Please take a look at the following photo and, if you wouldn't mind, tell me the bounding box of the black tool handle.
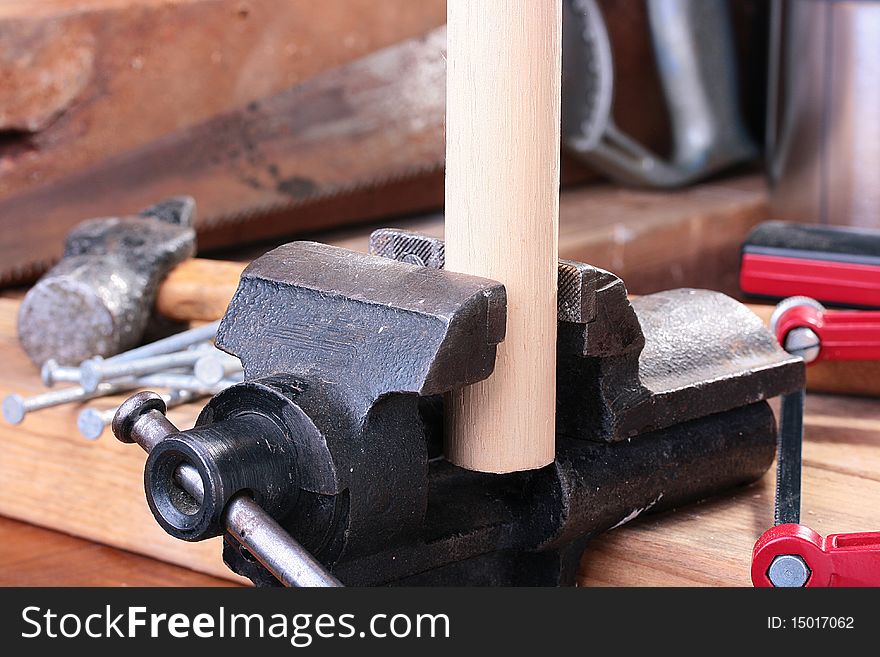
[774,389,805,525]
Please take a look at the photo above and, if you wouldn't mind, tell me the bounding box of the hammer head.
[17,198,196,366]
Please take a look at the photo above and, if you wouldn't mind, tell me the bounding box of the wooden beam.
[154,176,768,322]
[0,0,446,197]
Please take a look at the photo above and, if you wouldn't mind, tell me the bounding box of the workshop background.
[1,0,878,587]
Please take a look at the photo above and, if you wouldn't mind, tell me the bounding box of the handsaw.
[1,0,754,285]
[0,27,449,285]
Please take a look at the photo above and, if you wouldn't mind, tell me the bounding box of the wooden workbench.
[1,175,878,586]
[3,392,877,587]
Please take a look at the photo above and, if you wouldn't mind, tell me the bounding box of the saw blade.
[0,27,448,285]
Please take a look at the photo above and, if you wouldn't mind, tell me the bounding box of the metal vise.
[114,231,804,586]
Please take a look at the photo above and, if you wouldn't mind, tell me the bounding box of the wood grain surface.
[0,516,234,587]
[157,175,768,322]
[443,0,561,473]
[0,0,446,197]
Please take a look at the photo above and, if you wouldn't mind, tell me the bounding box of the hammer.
[18,197,197,366]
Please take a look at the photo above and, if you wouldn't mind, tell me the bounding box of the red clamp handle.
[752,524,880,587]
[774,300,880,363]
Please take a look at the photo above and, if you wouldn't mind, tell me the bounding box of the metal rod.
[127,407,341,587]
[78,389,201,440]
[224,496,343,588]
[774,388,805,525]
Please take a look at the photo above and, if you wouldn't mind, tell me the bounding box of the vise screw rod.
[119,398,342,587]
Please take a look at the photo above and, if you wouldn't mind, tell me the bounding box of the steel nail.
[193,352,243,386]
[85,320,221,366]
[41,358,82,387]
[2,381,138,425]
[137,371,241,393]
[79,345,214,393]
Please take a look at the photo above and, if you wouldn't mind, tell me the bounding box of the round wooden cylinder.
[443,0,562,473]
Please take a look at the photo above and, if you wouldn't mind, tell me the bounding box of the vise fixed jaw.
[119,231,804,586]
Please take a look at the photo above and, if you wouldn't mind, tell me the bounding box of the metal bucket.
[768,0,880,228]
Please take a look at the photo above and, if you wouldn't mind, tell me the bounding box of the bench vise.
[114,231,804,586]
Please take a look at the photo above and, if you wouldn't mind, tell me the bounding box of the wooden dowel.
[443,1,562,472]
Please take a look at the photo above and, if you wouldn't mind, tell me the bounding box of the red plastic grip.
[752,524,880,587]
[740,253,880,307]
[775,304,880,362]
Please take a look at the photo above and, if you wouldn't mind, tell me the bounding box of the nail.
[137,371,241,393]
[79,345,214,393]
[88,320,221,366]
[2,381,137,425]
[193,352,243,386]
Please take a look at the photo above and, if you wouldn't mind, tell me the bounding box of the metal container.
[768,0,880,228]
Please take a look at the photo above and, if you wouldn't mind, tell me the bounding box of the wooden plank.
[0,516,234,587]
[223,173,768,294]
[578,394,880,586]
[0,0,446,197]
[157,176,768,322]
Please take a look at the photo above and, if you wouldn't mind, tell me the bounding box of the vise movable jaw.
[115,235,804,586]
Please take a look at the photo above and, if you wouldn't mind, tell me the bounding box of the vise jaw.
[121,231,804,586]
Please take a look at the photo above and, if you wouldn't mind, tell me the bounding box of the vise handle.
[112,391,342,588]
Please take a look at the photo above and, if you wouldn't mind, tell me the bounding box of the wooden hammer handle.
[154,258,246,323]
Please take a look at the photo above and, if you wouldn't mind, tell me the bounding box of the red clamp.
[771,296,880,363]
[752,524,880,587]
[740,252,880,308]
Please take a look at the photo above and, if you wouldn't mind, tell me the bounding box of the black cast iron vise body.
[115,231,804,586]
